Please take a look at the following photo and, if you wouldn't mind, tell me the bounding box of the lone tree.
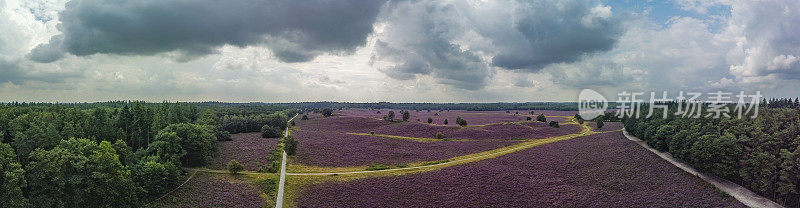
[402,111,411,121]
[444,119,449,125]
[549,121,560,128]
[435,132,445,140]
[456,116,467,126]
[526,116,532,121]
[596,116,604,129]
[228,159,244,174]
[427,117,433,123]
[537,114,547,122]
[322,108,333,117]
[385,111,395,121]
[529,111,535,115]
[301,114,309,120]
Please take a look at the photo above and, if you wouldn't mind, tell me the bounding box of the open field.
[290,110,581,167]
[147,172,276,208]
[340,109,577,126]
[293,131,745,207]
[206,133,280,171]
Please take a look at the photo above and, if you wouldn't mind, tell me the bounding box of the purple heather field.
[293,119,520,167]
[206,132,280,171]
[295,131,745,208]
[370,121,582,140]
[340,109,577,126]
[149,173,264,208]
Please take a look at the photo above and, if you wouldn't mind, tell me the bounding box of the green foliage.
[548,121,559,128]
[536,114,546,122]
[366,163,390,171]
[526,116,532,121]
[385,111,395,121]
[132,155,181,197]
[259,147,283,173]
[160,123,216,167]
[322,108,333,117]
[0,142,28,207]
[261,124,282,138]
[228,159,244,174]
[689,134,744,179]
[402,111,410,121]
[596,119,604,129]
[284,135,299,156]
[301,114,309,120]
[444,119,448,125]
[220,112,289,134]
[26,138,140,207]
[435,132,445,140]
[427,117,433,123]
[455,116,467,126]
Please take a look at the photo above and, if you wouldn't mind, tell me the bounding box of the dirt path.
[622,129,783,208]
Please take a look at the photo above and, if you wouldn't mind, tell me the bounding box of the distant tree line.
[624,101,800,207]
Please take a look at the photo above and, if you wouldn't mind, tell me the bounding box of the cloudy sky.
[1,0,798,102]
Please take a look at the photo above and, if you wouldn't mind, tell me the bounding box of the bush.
[596,119,604,129]
[259,147,283,173]
[402,111,410,121]
[284,135,299,156]
[228,159,244,174]
[529,111,535,115]
[549,121,560,128]
[444,119,449,125]
[427,118,433,123]
[537,114,547,122]
[370,131,375,135]
[386,111,395,121]
[526,116,532,121]
[456,116,467,126]
[435,132,445,140]
[366,163,390,171]
[261,124,282,138]
[291,120,295,126]
[322,108,333,117]
[301,115,309,120]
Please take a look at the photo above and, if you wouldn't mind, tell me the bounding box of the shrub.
[526,116,532,121]
[386,111,395,121]
[444,119,449,125]
[435,132,445,140]
[301,115,309,120]
[228,159,244,174]
[529,111,535,115]
[366,163,390,171]
[402,111,410,121]
[261,124,282,138]
[322,108,333,117]
[456,116,467,126]
[506,110,510,113]
[549,121,560,128]
[596,119,604,129]
[427,118,433,123]
[283,135,299,156]
[291,121,296,126]
[259,147,283,173]
[537,114,547,122]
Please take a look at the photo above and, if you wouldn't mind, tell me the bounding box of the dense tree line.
[0,102,295,207]
[624,102,800,207]
[220,110,296,134]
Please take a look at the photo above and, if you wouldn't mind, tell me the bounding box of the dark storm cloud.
[0,58,82,84]
[28,0,387,63]
[373,1,491,90]
[490,0,623,71]
[373,0,623,90]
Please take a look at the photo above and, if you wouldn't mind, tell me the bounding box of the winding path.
[622,129,783,208]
